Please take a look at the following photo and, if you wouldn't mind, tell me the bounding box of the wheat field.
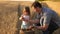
[0,1,60,34]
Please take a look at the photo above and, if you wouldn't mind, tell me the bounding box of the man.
[24,1,60,34]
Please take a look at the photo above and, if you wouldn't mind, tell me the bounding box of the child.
[19,6,32,30]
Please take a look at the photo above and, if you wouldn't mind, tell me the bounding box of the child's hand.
[19,16,24,20]
[19,17,22,20]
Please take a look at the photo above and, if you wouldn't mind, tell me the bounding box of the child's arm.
[19,15,24,21]
[19,16,22,20]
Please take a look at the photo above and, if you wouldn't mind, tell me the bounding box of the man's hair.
[31,1,42,8]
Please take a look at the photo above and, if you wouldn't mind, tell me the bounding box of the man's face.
[33,7,42,13]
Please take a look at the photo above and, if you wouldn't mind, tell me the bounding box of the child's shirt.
[20,15,30,29]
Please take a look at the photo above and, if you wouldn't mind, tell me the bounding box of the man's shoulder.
[42,7,56,15]
[42,7,53,12]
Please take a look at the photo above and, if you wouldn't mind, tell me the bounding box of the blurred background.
[0,0,60,34]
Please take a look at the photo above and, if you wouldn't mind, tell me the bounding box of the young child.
[19,6,32,30]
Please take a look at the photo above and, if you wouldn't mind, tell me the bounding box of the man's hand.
[28,26,34,29]
[35,24,49,31]
[35,26,42,30]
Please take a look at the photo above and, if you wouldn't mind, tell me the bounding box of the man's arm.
[29,19,40,24]
[36,13,52,31]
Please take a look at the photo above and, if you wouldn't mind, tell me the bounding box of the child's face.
[23,11,28,15]
[23,9,28,15]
